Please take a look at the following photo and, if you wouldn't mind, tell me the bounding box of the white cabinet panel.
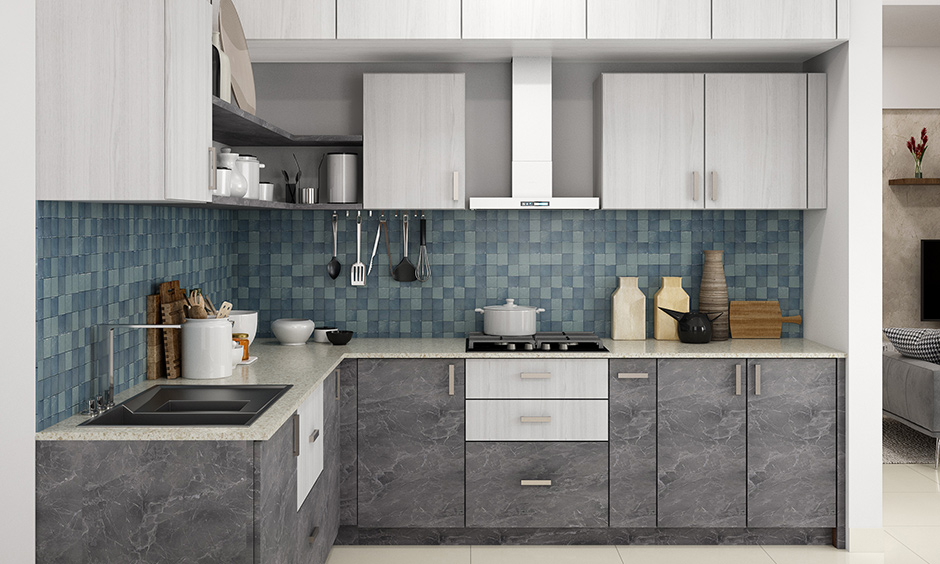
[231,0,335,39]
[463,0,586,39]
[808,74,828,209]
[713,0,837,39]
[466,399,609,441]
[297,381,324,511]
[338,0,461,39]
[587,0,710,39]
[594,74,705,209]
[466,359,608,399]
[363,74,466,209]
[705,74,807,210]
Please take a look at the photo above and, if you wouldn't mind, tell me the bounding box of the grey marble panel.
[358,359,466,528]
[36,441,84,564]
[337,527,833,546]
[658,359,747,528]
[254,418,298,564]
[37,440,254,563]
[836,358,846,549]
[465,442,608,528]
[747,359,837,528]
[609,359,657,528]
[340,360,358,526]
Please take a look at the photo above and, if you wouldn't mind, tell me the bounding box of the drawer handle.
[448,364,455,396]
[521,480,552,487]
[292,413,300,457]
[308,526,319,544]
[520,416,551,423]
[756,364,762,396]
[521,372,551,379]
[618,373,648,379]
[735,365,742,396]
[309,429,320,444]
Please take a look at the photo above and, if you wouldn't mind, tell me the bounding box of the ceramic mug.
[214,167,232,197]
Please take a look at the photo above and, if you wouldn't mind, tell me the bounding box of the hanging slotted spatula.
[351,213,366,286]
[393,214,418,282]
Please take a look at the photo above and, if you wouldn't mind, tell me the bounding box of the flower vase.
[611,277,646,340]
[698,250,730,341]
[653,277,690,341]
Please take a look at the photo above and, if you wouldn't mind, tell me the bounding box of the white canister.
[181,318,234,380]
[235,155,264,199]
[258,182,274,201]
[214,167,232,197]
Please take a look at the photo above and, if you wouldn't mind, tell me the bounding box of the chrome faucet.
[84,324,181,416]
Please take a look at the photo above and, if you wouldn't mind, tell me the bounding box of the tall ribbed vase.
[654,277,690,341]
[699,250,730,341]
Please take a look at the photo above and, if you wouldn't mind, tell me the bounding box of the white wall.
[0,0,36,561]
[884,47,940,108]
[806,0,884,552]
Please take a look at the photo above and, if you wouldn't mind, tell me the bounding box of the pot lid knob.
[505,298,515,306]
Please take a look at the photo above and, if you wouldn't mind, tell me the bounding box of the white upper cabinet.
[594,74,705,209]
[463,0,586,39]
[712,0,837,39]
[705,74,807,210]
[338,0,461,39]
[364,74,466,210]
[231,0,335,39]
[37,0,212,202]
[587,0,710,39]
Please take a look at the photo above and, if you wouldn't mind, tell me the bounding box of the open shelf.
[889,178,940,186]
[211,96,363,147]
[210,195,362,211]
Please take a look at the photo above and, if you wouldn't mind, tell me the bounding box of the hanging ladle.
[328,213,341,280]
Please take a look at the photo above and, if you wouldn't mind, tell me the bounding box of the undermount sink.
[80,385,292,427]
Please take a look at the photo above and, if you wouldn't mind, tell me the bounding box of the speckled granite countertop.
[36,337,844,442]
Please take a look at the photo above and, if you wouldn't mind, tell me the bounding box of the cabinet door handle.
[618,372,648,379]
[735,365,742,396]
[755,364,762,396]
[692,171,699,201]
[336,369,341,401]
[521,480,552,487]
[711,171,718,201]
[521,372,551,379]
[292,413,300,457]
[209,146,217,193]
[453,171,460,202]
[448,364,455,396]
[309,429,320,444]
[520,416,551,423]
[308,527,319,544]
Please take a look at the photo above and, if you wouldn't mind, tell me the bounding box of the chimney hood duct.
[469,57,600,210]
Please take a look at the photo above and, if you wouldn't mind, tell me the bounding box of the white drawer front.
[296,382,324,511]
[466,359,608,399]
[466,399,609,441]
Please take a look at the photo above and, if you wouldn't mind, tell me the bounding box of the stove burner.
[465,332,608,353]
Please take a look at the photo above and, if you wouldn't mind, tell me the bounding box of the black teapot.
[658,308,724,344]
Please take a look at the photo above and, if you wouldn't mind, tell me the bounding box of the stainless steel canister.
[322,153,358,203]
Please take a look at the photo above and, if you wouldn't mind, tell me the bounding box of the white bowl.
[229,310,258,345]
[271,318,315,345]
[232,345,244,371]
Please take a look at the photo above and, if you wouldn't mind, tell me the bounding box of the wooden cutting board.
[159,281,187,379]
[146,294,165,380]
[220,0,256,115]
[729,301,802,339]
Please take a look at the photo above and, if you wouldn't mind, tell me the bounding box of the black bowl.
[327,330,354,346]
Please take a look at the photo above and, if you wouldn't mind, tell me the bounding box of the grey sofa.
[883,351,940,467]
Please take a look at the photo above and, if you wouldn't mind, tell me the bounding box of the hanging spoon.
[328,213,341,280]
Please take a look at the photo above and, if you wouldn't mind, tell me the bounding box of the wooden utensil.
[219,0,256,114]
[729,301,802,339]
[146,294,165,380]
[217,301,233,318]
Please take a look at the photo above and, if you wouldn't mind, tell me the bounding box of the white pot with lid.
[235,154,265,199]
[474,299,545,336]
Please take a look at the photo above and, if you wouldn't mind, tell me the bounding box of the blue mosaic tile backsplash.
[36,204,801,431]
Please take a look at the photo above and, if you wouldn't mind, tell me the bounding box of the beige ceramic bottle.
[654,277,690,341]
[611,277,646,340]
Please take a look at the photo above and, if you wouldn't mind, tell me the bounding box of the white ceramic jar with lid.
[474,299,546,336]
[235,154,265,199]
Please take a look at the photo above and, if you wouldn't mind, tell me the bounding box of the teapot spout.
[658,307,686,321]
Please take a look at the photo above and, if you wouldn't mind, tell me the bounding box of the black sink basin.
[80,385,292,427]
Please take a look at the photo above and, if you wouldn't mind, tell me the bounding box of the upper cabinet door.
[364,74,466,210]
[587,0,710,39]
[712,0,837,39]
[338,0,461,39]
[705,74,807,210]
[463,0,586,39]
[594,74,705,210]
[231,0,335,39]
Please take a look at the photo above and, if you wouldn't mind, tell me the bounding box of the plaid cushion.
[883,328,940,364]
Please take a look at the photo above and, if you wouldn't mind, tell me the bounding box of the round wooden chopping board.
[219,0,256,115]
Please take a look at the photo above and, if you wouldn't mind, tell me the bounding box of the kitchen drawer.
[466,359,608,399]
[466,399,608,441]
[466,442,608,528]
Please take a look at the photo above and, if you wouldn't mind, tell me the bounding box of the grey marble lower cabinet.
[357,359,466,528]
[465,441,608,528]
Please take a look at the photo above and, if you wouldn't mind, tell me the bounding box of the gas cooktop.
[465,332,609,353]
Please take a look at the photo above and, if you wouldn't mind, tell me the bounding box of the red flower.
[908,128,929,163]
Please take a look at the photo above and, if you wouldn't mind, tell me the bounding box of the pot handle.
[474,308,485,314]
[536,308,545,314]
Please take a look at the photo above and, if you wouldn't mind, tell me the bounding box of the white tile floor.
[327,463,940,564]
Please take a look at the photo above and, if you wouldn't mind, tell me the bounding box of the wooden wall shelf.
[889,178,940,185]
[212,96,363,147]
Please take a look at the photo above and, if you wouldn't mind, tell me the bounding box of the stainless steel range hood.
[469,57,599,210]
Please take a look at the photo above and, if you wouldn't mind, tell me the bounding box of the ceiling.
[884,5,940,47]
